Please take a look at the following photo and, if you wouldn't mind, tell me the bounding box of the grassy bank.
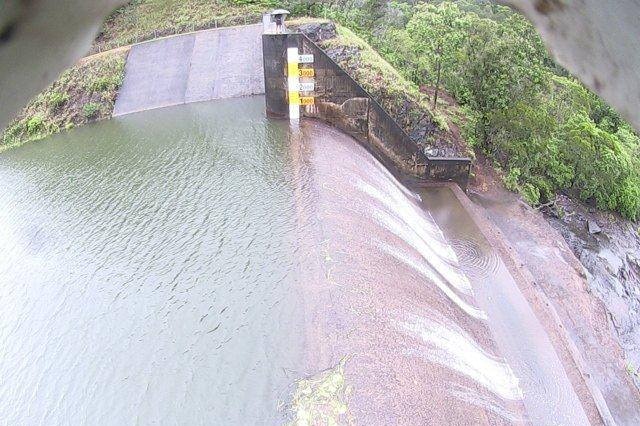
[0,50,128,153]
[92,0,269,53]
[306,22,471,158]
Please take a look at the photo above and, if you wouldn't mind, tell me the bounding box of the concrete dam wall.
[113,25,264,116]
[113,23,468,187]
[262,32,471,188]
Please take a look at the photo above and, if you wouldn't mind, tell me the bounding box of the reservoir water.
[0,96,590,424]
[0,97,306,424]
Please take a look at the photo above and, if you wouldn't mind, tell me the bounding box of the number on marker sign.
[298,81,315,92]
[298,68,315,78]
[300,97,315,106]
[298,54,314,63]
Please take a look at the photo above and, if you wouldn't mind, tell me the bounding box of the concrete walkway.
[113,24,264,116]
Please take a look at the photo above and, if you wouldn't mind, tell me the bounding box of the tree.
[406,3,467,109]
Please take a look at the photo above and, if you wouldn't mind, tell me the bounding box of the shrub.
[26,115,45,135]
[503,167,520,191]
[89,75,120,92]
[48,91,69,108]
[82,103,100,119]
[616,178,640,221]
[433,112,450,131]
[520,183,540,206]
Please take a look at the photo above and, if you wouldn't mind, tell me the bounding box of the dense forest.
[274,0,640,220]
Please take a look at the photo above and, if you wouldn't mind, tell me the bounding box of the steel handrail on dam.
[262,32,471,189]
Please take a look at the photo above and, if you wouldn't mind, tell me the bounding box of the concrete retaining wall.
[114,24,264,116]
[262,32,471,189]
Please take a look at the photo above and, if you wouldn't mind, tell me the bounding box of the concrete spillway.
[295,120,593,424]
[113,24,264,116]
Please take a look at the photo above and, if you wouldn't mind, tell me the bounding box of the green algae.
[289,358,353,426]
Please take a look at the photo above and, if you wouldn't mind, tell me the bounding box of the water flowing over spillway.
[295,122,528,424]
[0,96,589,424]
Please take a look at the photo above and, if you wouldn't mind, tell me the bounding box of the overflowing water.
[295,122,530,424]
[0,96,589,424]
[423,187,591,425]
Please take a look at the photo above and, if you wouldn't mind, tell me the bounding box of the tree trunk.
[433,49,442,110]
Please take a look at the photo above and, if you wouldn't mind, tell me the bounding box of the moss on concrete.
[288,358,353,426]
[1,50,128,152]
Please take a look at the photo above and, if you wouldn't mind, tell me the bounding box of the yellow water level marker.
[298,68,315,78]
[287,47,301,119]
[286,47,315,120]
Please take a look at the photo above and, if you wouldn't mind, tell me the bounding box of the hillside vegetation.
[92,0,269,53]
[306,0,640,220]
[0,50,127,153]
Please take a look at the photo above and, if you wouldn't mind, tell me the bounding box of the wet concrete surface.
[469,164,640,425]
[295,121,522,424]
[292,120,598,424]
[422,187,591,425]
[113,24,264,116]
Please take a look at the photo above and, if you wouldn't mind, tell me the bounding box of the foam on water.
[449,385,526,424]
[401,314,523,401]
[377,240,486,319]
[356,178,458,264]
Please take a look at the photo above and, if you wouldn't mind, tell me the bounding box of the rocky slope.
[544,195,640,386]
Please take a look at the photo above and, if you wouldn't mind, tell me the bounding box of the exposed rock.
[545,193,640,390]
[629,253,640,271]
[298,21,337,42]
[324,45,360,67]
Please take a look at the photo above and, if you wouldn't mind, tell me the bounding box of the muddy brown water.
[0,96,589,424]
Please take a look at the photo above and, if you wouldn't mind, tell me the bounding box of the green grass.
[1,50,128,152]
[322,26,421,100]
[92,0,271,53]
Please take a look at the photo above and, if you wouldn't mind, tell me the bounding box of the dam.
[0,23,614,425]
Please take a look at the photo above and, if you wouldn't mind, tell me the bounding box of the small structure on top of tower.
[262,9,290,34]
